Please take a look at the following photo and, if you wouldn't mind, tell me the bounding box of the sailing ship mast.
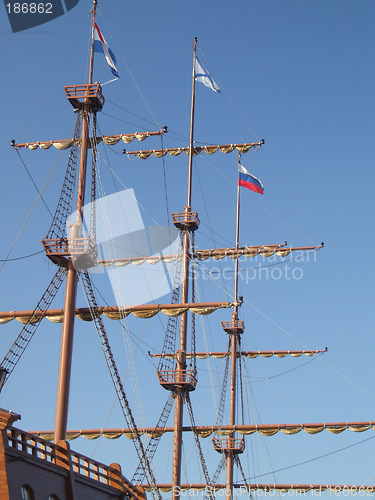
[54,0,98,444]
[163,37,199,499]
[224,153,244,498]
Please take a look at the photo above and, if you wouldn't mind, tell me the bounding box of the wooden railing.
[171,211,200,230]
[6,428,142,497]
[64,84,105,110]
[42,238,97,257]
[212,437,245,454]
[157,369,198,391]
[221,320,245,333]
[42,237,97,268]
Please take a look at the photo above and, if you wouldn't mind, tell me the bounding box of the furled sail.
[122,141,264,159]
[11,130,165,150]
[149,349,328,359]
[0,301,234,325]
[32,420,375,442]
[97,243,323,267]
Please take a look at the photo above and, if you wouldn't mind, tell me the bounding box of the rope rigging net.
[46,114,82,240]
[131,394,174,485]
[157,239,183,373]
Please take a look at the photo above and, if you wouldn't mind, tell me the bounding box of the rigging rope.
[0,267,67,380]
[0,151,64,272]
[234,455,253,499]
[160,134,170,228]
[94,181,151,437]
[91,125,175,437]
[0,250,45,262]
[131,394,174,485]
[197,44,261,144]
[90,113,98,241]
[215,337,231,430]
[157,244,183,373]
[240,433,375,482]
[79,271,161,500]
[47,114,82,240]
[100,111,156,134]
[191,232,197,373]
[105,99,160,128]
[194,162,230,296]
[14,148,53,218]
[185,393,214,500]
[238,339,245,426]
[196,149,320,247]
[97,7,161,130]
[210,455,226,490]
[193,280,220,415]
[241,362,278,484]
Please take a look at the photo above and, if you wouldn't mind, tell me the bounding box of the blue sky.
[1,0,375,494]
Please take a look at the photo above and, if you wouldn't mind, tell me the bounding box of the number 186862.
[6,3,53,13]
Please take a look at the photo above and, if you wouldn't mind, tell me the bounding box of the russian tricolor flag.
[93,23,119,78]
[238,164,264,194]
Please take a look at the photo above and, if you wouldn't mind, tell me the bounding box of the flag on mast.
[93,23,119,78]
[238,164,264,194]
[195,57,221,93]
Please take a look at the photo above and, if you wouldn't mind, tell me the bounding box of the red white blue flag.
[93,23,119,78]
[238,164,264,194]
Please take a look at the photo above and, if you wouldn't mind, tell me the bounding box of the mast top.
[88,0,98,85]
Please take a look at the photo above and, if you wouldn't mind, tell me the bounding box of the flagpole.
[234,153,241,310]
[89,0,97,85]
[187,37,197,208]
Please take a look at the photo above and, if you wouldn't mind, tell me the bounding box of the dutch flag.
[93,23,119,78]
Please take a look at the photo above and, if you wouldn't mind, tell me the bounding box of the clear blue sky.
[1,0,375,493]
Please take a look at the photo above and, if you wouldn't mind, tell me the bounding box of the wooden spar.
[32,420,375,439]
[149,349,328,359]
[96,243,323,266]
[172,37,198,500]
[54,0,97,443]
[0,301,233,322]
[11,130,165,149]
[123,141,264,158]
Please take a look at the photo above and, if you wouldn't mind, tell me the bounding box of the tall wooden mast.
[171,37,198,499]
[212,154,246,498]
[226,154,242,498]
[54,0,98,443]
